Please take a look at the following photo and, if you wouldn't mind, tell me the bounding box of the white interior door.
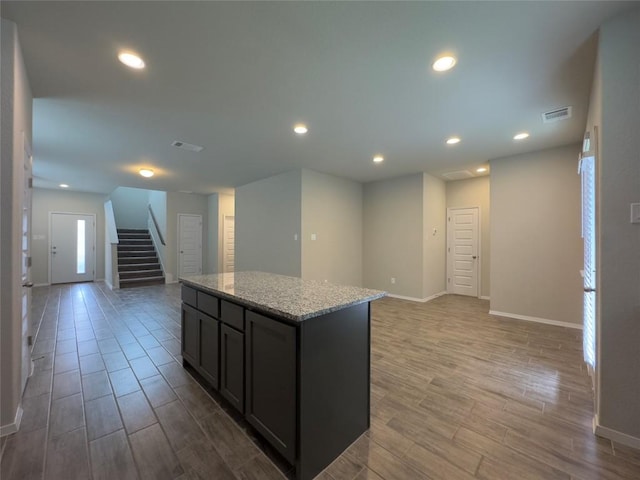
[50,213,95,284]
[21,136,33,386]
[223,215,235,273]
[178,214,203,277]
[447,207,479,297]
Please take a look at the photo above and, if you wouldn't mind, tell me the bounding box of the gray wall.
[363,174,424,298]
[235,170,302,277]
[301,169,363,286]
[109,186,150,229]
[423,174,446,298]
[490,145,583,325]
[0,18,33,429]
[446,176,491,298]
[166,192,209,282]
[594,9,640,441]
[31,188,108,285]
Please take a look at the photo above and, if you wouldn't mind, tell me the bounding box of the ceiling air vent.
[542,106,572,124]
[171,140,204,152]
[442,170,474,181]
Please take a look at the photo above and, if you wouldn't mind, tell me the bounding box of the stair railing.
[148,204,167,282]
[148,204,166,246]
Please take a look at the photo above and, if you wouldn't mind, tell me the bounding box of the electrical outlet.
[390,277,396,284]
[311,233,317,241]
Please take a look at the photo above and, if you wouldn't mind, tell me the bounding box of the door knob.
[22,282,33,288]
[472,256,477,259]
[584,288,596,293]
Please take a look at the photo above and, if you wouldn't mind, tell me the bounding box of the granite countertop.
[180,271,386,322]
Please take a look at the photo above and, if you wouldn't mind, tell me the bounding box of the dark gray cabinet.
[181,303,199,366]
[220,323,244,412]
[181,286,220,389]
[181,282,372,480]
[199,313,219,388]
[245,311,296,463]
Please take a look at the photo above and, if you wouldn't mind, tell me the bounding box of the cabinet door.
[245,311,296,463]
[199,313,219,389]
[220,324,244,413]
[181,304,199,366]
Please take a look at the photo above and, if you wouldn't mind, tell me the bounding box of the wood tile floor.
[1,283,639,479]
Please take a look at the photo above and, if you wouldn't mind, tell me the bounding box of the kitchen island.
[179,272,385,480]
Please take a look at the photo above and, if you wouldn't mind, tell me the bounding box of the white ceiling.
[2,1,635,194]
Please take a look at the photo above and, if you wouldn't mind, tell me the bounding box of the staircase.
[117,229,165,288]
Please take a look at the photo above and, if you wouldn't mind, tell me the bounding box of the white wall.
[423,174,446,299]
[490,145,583,326]
[0,18,33,430]
[301,169,363,286]
[593,8,640,443]
[166,192,209,282]
[363,174,424,298]
[235,170,302,277]
[109,186,150,229]
[446,176,491,298]
[31,188,108,285]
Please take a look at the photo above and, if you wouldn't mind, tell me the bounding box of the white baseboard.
[104,279,114,290]
[480,296,490,300]
[594,415,640,449]
[0,406,23,437]
[388,291,446,303]
[489,310,582,330]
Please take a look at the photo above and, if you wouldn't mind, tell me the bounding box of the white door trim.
[446,206,481,297]
[48,211,97,285]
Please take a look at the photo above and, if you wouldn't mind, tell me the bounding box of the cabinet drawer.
[197,291,220,319]
[221,300,244,331]
[182,285,197,308]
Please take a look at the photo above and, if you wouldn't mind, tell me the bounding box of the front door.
[178,214,203,277]
[447,207,479,297]
[50,212,96,284]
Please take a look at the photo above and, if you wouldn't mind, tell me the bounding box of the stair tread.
[120,276,164,282]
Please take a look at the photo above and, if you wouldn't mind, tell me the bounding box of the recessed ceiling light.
[59,184,69,188]
[476,167,487,173]
[293,124,308,135]
[432,56,457,72]
[513,132,530,140]
[139,168,154,178]
[373,155,384,163]
[446,137,461,145]
[118,51,145,69]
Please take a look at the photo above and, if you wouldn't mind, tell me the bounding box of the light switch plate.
[631,203,640,224]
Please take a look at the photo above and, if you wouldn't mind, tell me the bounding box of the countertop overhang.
[180,271,386,322]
